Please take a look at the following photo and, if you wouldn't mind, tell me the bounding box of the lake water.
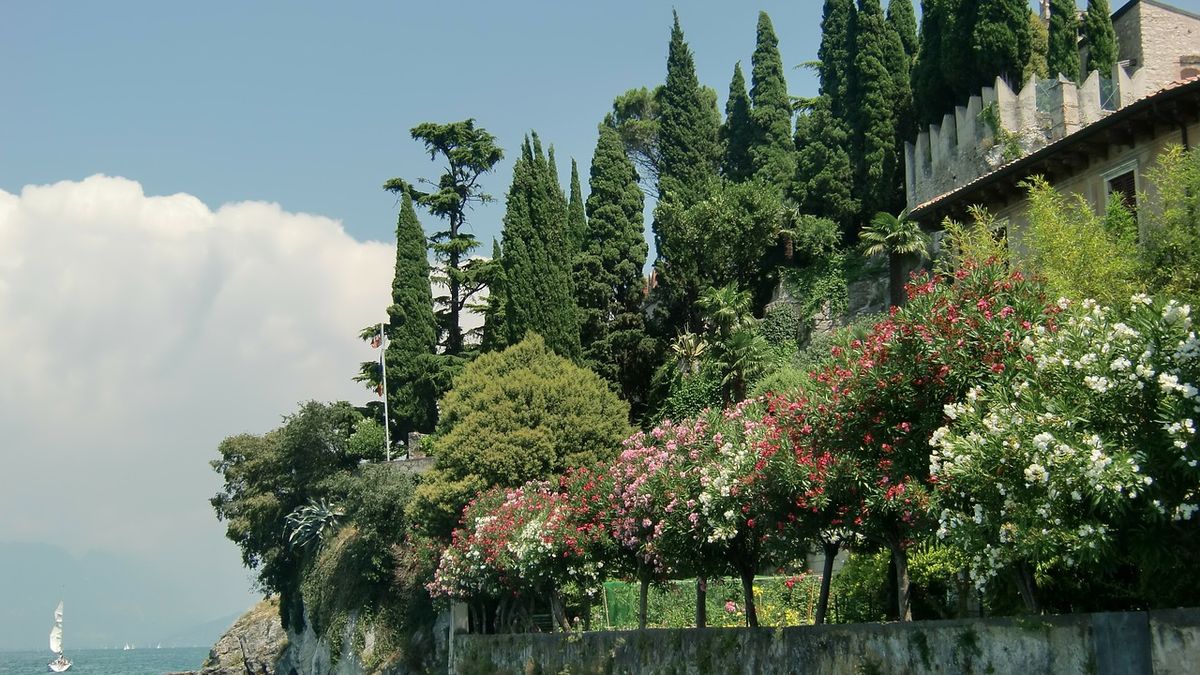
[0,647,208,674]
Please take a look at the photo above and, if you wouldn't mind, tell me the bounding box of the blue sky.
[4,0,1200,650]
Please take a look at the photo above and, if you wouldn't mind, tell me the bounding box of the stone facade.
[905,0,1200,214]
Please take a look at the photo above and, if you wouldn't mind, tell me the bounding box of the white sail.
[49,601,64,654]
[49,625,63,654]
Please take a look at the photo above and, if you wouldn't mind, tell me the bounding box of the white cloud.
[0,175,393,620]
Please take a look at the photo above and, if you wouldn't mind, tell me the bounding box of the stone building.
[905,0,1200,236]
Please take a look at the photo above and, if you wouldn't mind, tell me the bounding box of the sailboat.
[48,600,72,672]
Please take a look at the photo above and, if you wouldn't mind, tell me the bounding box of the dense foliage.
[1083,0,1119,76]
[1048,0,1080,80]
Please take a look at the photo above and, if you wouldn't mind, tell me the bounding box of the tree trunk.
[740,565,759,628]
[1014,562,1041,615]
[814,541,839,625]
[888,251,906,308]
[892,545,913,621]
[695,575,708,628]
[638,575,650,630]
[550,590,570,631]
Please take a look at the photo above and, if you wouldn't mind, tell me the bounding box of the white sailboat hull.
[48,657,72,672]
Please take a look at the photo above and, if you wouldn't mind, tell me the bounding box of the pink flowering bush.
[930,295,1200,610]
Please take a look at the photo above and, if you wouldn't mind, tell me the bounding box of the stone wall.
[451,609,1200,675]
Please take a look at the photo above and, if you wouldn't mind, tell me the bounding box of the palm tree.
[861,210,931,307]
[697,284,753,338]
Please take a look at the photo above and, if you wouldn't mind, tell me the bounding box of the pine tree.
[818,0,857,122]
[748,11,796,189]
[500,135,582,358]
[793,98,859,231]
[721,62,754,182]
[656,11,721,204]
[567,159,587,252]
[971,0,1034,89]
[887,0,919,61]
[848,0,901,224]
[577,124,653,415]
[913,0,957,125]
[1048,0,1081,80]
[355,193,439,438]
[1083,0,1118,77]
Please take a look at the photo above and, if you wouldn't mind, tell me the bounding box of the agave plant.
[285,498,345,552]
[671,332,709,378]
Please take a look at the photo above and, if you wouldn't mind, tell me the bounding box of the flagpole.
[379,322,390,462]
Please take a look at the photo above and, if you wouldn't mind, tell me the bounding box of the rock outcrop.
[171,597,288,675]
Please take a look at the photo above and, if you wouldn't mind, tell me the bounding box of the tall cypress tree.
[1048,0,1081,80]
[501,135,581,358]
[652,11,722,335]
[656,11,721,204]
[887,0,919,61]
[567,159,587,252]
[576,124,653,415]
[749,11,795,189]
[793,97,860,231]
[356,193,439,438]
[913,0,957,125]
[885,6,916,193]
[721,62,754,182]
[480,238,508,353]
[848,0,900,224]
[1083,0,1118,77]
[972,0,1034,89]
[818,0,857,122]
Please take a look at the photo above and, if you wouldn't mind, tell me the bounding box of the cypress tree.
[884,5,916,192]
[567,159,587,252]
[480,239,508,353]
[577,124,653,415]
[1048,0,1081,80]
[818,0,857,122]
[721,62,754,182]
[501,135,582,358]
[913,0,957,125]
[1083,0,1118,77]
[1027,9,1051,81]
[749,11,796,189]
[848,0,901,223]
[652,11,722,335]
[656,11,721,204]
[971,0,1034,89]
[942,0,978,97]
[793,97,860,231]
[887,0,919,61]
[356,193,439,438]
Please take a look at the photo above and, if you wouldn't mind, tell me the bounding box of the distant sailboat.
[123,643,133,650]
[48,600,72,672]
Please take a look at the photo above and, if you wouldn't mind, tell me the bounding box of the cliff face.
[169,597,288,675]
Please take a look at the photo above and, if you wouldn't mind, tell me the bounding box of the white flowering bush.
[930,295,1200,601]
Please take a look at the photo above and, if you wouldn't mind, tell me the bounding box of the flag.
[370,333,382,348]
[376,382,384,397]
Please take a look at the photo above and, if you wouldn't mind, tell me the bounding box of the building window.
[1103,162,1138,214]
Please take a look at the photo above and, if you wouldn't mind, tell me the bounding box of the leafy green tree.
[409,334,631,537]
[500,135,581,358]
[355,193,440,439]
[384,120,503,356]
[818,0,857,122]
[576,123,655,417]
[971,0,1034,89]
[793,98,859,231]
[748,11,796,189]
[887,0,919,60]
[1083,0,1118,76]
[210,401,364,629]
[721,63,754,182]
[606,87,662,194]
[1048,0,1080,80]
[1021,177,1142,306]
[860,209,930,307]
[1144,147,1200,305]
[849,0,902,222]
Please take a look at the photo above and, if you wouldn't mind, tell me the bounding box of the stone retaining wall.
[452,609,1200,675]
